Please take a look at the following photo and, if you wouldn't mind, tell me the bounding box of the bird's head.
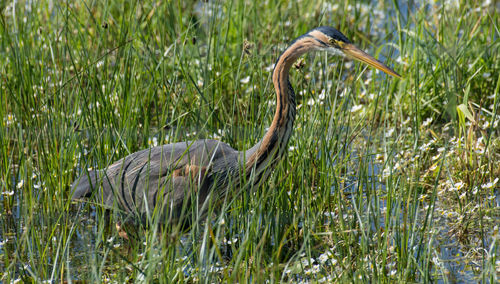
[304,26,401,78]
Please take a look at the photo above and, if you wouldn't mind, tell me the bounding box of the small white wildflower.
[318,251,332,264]
[6,114,15,126]
[301,258,315,266]
[482,120,490,129]
[419,142,431,152]
[350,104,363,113]
[429,160,439,168]
[339,88,349,97]
[472,187,478,195]
[323,212,336,218]
[318,276,331,283]
[382,167,391,178]
[148,137,158,147]
[459,192,467,200]
[481,178,499,189]
[454,181,465,190]
[422,117,433,127]
[16,180,24,189]
[264,64,275,72]
[240,76,250,84]
[419,194,427,202]
[385,128,395,138]
[318,89,326,100]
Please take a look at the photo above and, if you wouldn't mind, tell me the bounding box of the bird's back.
[71,139,240,224]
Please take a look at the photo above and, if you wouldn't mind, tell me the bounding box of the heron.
[71,26,400,226]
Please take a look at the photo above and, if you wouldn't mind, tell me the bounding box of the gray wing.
[71,139,240,223]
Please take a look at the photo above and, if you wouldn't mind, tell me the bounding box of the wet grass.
[1,0,499,282]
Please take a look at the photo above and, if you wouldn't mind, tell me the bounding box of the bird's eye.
[329,38,339,47]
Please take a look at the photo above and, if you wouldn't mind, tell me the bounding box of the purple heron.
[71,26,400,225]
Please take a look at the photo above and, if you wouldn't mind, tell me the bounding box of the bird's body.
[72,139,240,223]
[71,26,400,225]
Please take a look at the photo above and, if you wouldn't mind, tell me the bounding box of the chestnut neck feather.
[244,36,318,182]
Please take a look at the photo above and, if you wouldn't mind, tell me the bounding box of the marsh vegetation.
[1,0,498,282]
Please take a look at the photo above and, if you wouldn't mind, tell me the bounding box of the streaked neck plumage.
[244,35,319,183]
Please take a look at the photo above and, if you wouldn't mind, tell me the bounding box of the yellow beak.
[342,43,401,78]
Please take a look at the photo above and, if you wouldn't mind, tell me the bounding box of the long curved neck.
[244,38,316,179]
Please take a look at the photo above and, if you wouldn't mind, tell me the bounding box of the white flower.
[481,178,499,189]
[350,104,363,113]
[318,89,326,100]
[385,128,395,138]
[318,251,332,264]
[148,137,158,147]
[459,192,467,200]
[472,187,478,195]
[264,64,275,72]
[311,264,320,274]
[6,114,15,126]
[422,117,433,127]
[454,181,465,190]
[240,76,250,84]
[301,258,315,266]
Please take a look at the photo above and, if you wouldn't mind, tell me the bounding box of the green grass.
[1,0,499,282]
